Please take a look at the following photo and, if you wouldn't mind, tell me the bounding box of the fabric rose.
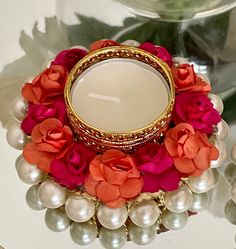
[84,149,143,208]
[51,143,96,189]
[173,92,221,134]
[135,144,181,192]
[51,48,88,71]
[139,42,173,67]
[23,118,73,173]
[90,39,120,51]
[22,65,67,104]
[171,64,211,94]
[21,99,67,135]
[164,123,219,176]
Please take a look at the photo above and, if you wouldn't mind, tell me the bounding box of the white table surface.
[0,1,236,249]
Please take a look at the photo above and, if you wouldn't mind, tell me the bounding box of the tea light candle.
[71,58,170,132]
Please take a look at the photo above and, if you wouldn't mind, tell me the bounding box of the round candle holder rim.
[64,46,175,136]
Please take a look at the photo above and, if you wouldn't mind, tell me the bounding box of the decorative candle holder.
[65,46,175,152]
[7,39,228,249]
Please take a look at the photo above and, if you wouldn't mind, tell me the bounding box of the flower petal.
[164,138,179,157]
[101,149,125,163]
[193,147,210,169]
[174,157,195,174]
[160,169,181,191]
[106,198,126,208]
[84,175,100,196]
[141,174,161,193]
[23,142,40,165]
[183,136,199,159]
[96,181,120,202]
[89,157,105,181]
[103,165,128,185]
[38,153,55,173]
[119,178,143,198]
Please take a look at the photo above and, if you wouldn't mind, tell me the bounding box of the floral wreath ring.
[7,39,228,248]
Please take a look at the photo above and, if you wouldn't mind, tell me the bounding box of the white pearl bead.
[128,223,156,245]
[165,185,193,213]
[231,144,236,164]
[97,204,128,230]
[121,40,140,47]
[188,168,219,193]
[215,119,229,140]
[208,93,224,114]
[99,226,127,249]
[188,192,209,212]
[224,199,236,225]
[231,182,236,203]
[162,210,188,230]
[70,45,89,52]
[210,140,227,168]
[6,123,28,150]
[25,184,45,210]
[38,179,67,209]
[45,207,71,232]
[224,163,236,186]
[173,57,189,65]
[65,195,95,223]
[15,155,45,185]
[10,96,28,121]
[129,200,160,228]
[197,73,210,84]
[70,220,98,245]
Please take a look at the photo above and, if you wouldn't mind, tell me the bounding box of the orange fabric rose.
[164,123,219,176]
[84,149,143,208]
[22,65,68,104]
[23,118,72,173]
[90,39,120,52]
[171,64,211,94]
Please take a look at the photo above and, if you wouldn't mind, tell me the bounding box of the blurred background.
[0,1,236,249]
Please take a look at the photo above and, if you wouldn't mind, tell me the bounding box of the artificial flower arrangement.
[7,39,228,248]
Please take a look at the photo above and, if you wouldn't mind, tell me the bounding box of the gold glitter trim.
[64,46,175,152]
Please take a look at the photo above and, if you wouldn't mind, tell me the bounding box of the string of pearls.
[224,145,236,227]
[6,48,229,249]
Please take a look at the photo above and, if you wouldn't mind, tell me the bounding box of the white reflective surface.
[0,1,236,249]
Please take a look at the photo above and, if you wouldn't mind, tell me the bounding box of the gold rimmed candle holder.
[64,46,175,152]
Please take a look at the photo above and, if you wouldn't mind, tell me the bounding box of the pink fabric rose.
[135,144,181,192]
[51,143,96,189]
[173,92,221,134]
[51,48,88,72]
[21,99,67,135]
[139,42,173,67]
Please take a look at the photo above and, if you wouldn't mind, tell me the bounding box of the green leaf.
[222,92,236,124]
[64,14,140,47]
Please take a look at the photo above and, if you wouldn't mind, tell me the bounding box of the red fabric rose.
[135,144,181,192]
[51,48,88,71]
[171,64,211,94]
[23,118,73,173]
[84,149,143,208]
[22,65,67,104]
[173,92,221,134]
[51,143,96,189]
[164,123,219,176]
[139,42,173,67]
[21,99,67,135]
[90,39,120,51]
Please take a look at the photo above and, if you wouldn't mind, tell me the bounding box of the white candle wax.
[71,58,169,132]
